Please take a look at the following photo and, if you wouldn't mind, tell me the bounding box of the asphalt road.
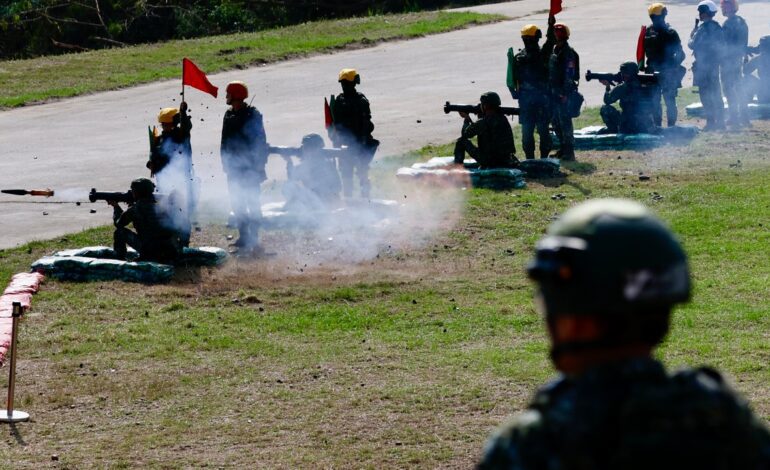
[1,0,769,248]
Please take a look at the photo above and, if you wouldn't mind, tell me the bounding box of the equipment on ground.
[444,102,520,116]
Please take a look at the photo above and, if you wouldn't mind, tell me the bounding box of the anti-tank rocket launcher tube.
[88,188,134,204]
[585,70,659,86]
[444,102,520,116]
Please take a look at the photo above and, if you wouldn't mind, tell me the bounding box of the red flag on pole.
[550,0,562,16]
[636,26,647,69]
[324,97,333,129]
[182,58,218,98]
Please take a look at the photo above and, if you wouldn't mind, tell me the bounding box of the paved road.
[1,0,769,248]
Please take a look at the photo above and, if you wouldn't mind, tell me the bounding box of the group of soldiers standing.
[111,69,377,260]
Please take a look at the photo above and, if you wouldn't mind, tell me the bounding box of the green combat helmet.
[619,61,640,76]
[301,133,325,152]
[480,91,502,107]
[527,199,691,356]
[130,178,156,198]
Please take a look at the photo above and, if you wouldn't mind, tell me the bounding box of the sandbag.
[397,156,527,189]
[32,254,174,283]
[180,247,228,267]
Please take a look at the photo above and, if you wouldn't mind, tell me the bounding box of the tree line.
[0,0,494,59]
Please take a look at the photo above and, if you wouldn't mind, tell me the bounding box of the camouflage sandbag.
[31,255,173,283]
[120,261,174,283]
[54,246,139,261]
[412,156,457,170]
[518,158,561,178]
[180,247,228,267]
[622,133,664,148]
[470,168,526,189]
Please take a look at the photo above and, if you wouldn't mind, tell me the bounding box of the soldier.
[283,133,342,211]
[546,16,580,161]
[744,36,770,104]
[328,69,379,199]
[110,178,181,264]
[689,0,726,131]
[644,3,686,127]
[453,92,516,169]
[720,0,750,128]
[220,81,269,254]
[147,103,194,247]
[478,199,770,469]
[600,62,657,134]
[508,24,552,159]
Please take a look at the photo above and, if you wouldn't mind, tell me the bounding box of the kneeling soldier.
[600,62,657,134]
[454,92,517,168]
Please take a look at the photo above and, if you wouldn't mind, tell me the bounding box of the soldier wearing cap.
[478,199,770,469]
[689,0,726,131]
[744,36,770,104]
[220,80,269,254]
[545,16,580,161]
[508,24,552,159]
[328,68,379,199]
[600,62,657,134]
[453,91,516,169]
[147,102,194,246]
[110,178,181,263]
[644,3,686,127]
[720,0,750,128]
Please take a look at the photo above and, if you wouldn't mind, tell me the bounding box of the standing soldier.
[220,81,269,254]
[147,102,194,247]
[546,16,580,161]
[328,69,379,199]
[689,0,726,131]
[644,3,686,127]
[478,199,770,469]
[508,24,552,159]
[720,0,750,128]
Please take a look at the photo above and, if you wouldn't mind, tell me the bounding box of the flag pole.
[181,59,186,103]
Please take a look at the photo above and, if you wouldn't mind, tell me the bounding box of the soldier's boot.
[453,138,467,165]
[560,143,576,162]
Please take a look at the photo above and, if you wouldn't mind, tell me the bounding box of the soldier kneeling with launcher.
[453,92,517,168]
[110,178,181,264]
[597,62,657,135]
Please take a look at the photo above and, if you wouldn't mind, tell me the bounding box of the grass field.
[0,11,501,109]
[0,105,768,467]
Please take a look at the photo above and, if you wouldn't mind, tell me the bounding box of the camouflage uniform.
[479,358,770,469]
[689,19,725,129]
[546,25,580,160]
[148,109,194,246]
[329,91,378,198]
[600,75,656,134]
[221,105,269,248]
[721,14,750,125]
[509,42,553,159]
[454,113,516,168]
[113,198,180,263]
[644,23,686,126]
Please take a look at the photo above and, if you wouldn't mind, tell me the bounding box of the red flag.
[182,58,218,98]
[550,0,562,16]
[636,26,647,69]
[325,97,334,128]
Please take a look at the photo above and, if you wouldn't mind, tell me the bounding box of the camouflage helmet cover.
[480,91,502,107]
[130,178,156,197]
[620,61,640,75]
[301,133,325,151]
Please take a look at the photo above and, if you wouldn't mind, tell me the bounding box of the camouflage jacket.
[478,358,770,470]
[329,90,376,148]
[604,79,655,134]
[461,112,515,167]
[220,105,268,178]
[113,199,179,247]
[689,20,725,71]
[510,44,550,95]
[148,112,192,176]
[722,15,749,63]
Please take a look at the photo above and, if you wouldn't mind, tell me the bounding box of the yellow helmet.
[338,68,360,83]
[554,23,570,38]
[157,107,179,124]
[648,3,667,16]
[521,24,542,38]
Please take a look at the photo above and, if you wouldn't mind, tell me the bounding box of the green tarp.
[553,125,698,150]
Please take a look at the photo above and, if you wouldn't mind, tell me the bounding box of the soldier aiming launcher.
[1,189,54,197]
[89,188,135,204]
[444,102,520,116]
[585,71,659,86]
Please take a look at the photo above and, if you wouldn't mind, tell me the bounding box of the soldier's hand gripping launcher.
[444,102,520,116]
[585,71,659,86]
[88,188,134,204]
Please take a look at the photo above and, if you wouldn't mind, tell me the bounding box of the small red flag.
[324,97,333,129]
[636,25,647,68]
[550,0,562,16]
[182,58,218,98]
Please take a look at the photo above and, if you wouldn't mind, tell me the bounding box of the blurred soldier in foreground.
[453,92,516,168]
[744,36,770,103]
[478,199,770,469]
[110,178,181,263]
[720,0,750,128]
[600,62,657,134]
[644,3,686,127]
[508,24,552,159]
[220,81,269,254]
[689,0,726,131]
[147,103,194,247]
[546,16,580,161]
[328,69,379,199]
